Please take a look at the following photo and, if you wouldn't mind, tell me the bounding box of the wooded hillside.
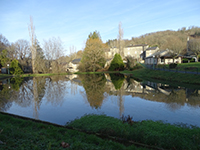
[107,26,200,53]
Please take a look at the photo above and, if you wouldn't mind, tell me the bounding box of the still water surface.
[0,74,200,126]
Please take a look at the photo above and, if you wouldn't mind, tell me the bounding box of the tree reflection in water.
[107,73,126,117]
[0,76,68,118]
[79,74,108,109]
[44,76,68,106]
[0,77,25,111]
[0,84,13,111]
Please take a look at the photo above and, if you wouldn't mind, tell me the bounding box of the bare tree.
[69,45,77,61]
[7,43,18,60]
[188,39,200,62]
[14,39,31,69]
[0,34,10,52]
[162,36,186,62]
[43,37,64,73]
[118,22,124,57]
[28,16,37,73]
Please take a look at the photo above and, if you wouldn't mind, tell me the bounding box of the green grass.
[122,68,200,85]
[11,72,72,78]
[3,112,199,150]
[67,114,200,150]
[0,113,147,150]
[75,71,121,74]
[0,74,13,80]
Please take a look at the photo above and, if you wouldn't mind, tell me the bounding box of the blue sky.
[0,0,200,55]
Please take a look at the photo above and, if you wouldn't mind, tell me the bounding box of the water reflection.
[79,74,108,109]
[137,81,200,110]
[44,76,68,106]
[0,74,200,126]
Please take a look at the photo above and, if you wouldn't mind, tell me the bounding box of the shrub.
[109,54,124,71]
[190,58,195,62]
[182,58,188,63]
[77,63,86,72]
[157,64,165,68]
[169,63,177,69]
[10,59,23,75]
[126,56,137,70]
[132,63,143,70]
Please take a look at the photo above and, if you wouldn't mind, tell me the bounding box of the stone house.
[107,44,149,59]
[124,44,149,59]
[140,47,159,60]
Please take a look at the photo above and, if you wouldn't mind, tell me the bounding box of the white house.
[67,58,81,72]
[145,50,182,65]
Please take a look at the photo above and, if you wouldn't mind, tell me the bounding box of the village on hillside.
[67,36,199,72]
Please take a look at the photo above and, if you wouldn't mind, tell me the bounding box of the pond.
[0,73,200,127]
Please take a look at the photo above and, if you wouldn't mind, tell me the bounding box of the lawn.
[0,74,12,80]
[0,112,147,150]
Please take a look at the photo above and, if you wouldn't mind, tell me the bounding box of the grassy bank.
[17,72,72,78]
[122,68,200,85]
[67,114,200,150]
[0,73,72,80]
[0,113,146,150]
[75,71,121,74]
[1,112,200,149]
[0,74,13,80]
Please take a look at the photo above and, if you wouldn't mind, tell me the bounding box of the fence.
[144,64,200,75]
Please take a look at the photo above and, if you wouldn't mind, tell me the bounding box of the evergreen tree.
[10,59,23,75]
[0,50,10,67]
[88,30,101,39]
[109,53,124,71]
